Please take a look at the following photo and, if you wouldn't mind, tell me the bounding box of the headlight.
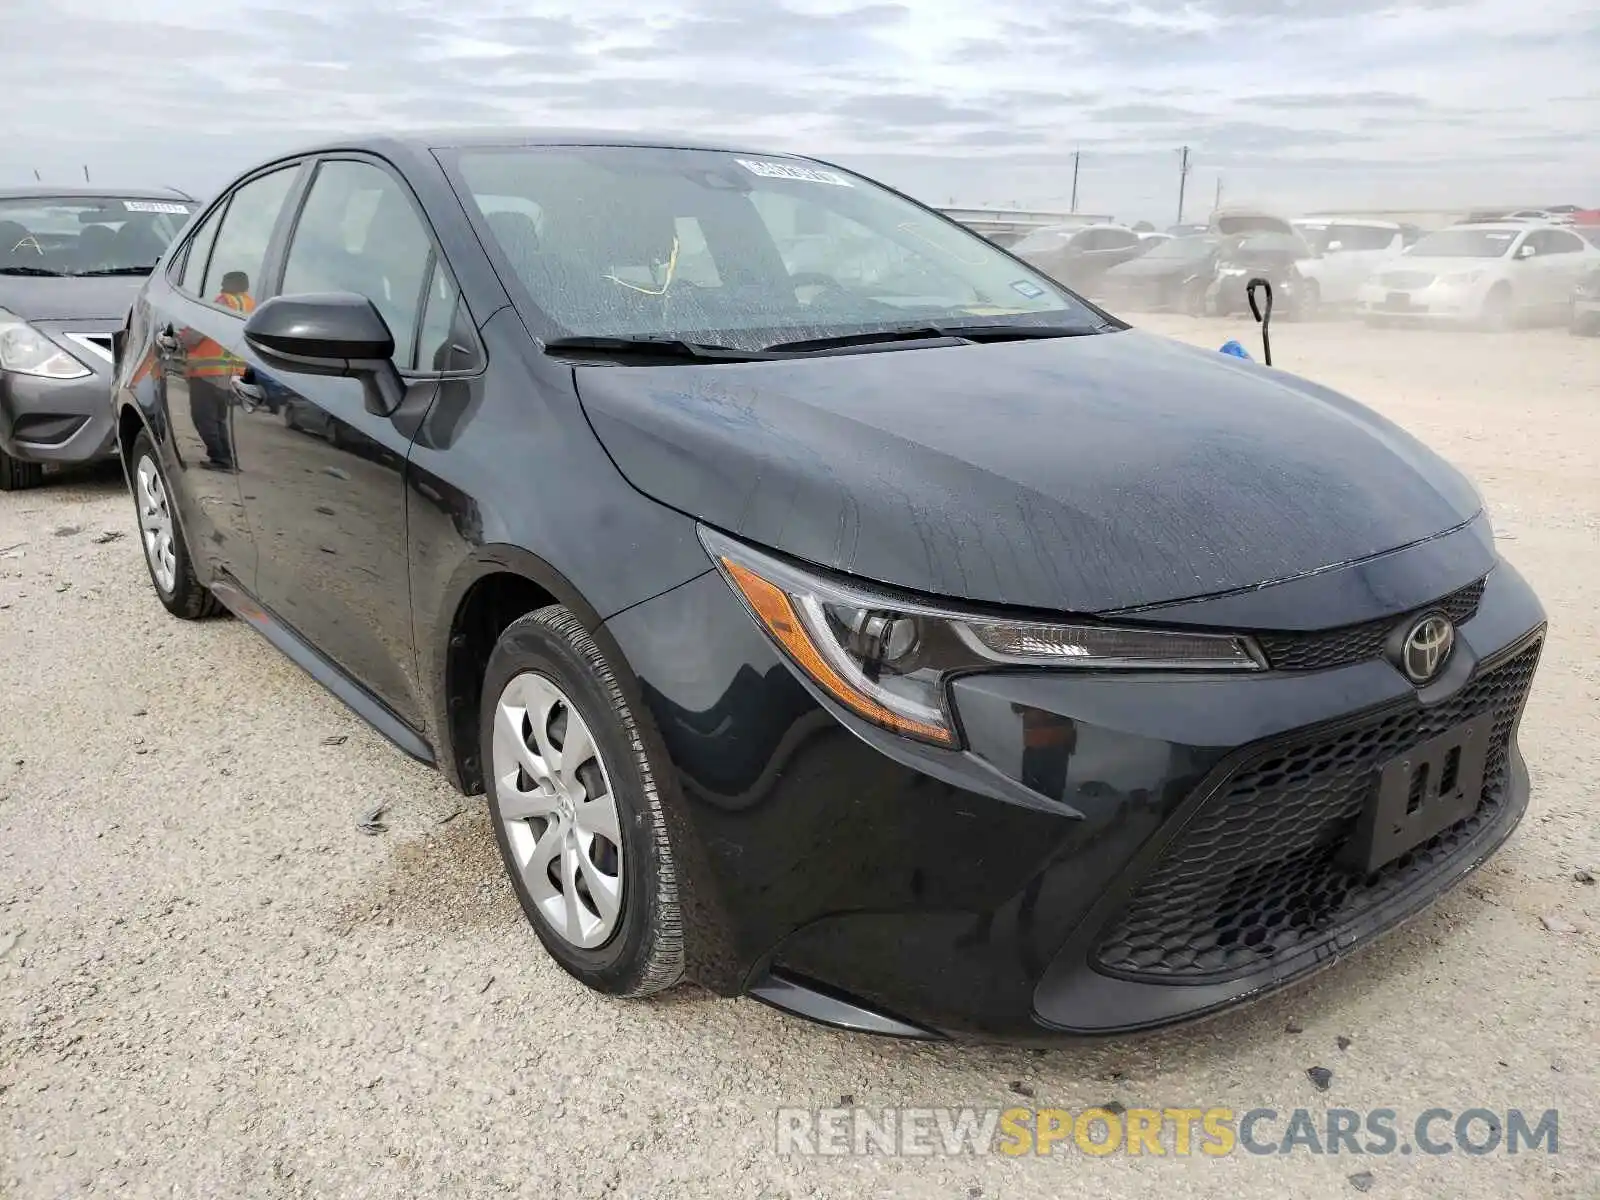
[0,308,91,379]
[701,527,1264,748]
[1442,270,1485,285]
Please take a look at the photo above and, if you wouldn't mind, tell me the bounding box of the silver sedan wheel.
[492,672,624,949]
[135,454,177,594]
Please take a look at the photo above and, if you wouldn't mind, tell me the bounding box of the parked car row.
[1016,205,1600,335]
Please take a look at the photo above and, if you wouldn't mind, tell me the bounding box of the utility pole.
[82,164,90,182]
[1070,150,1081,213]
[1214,174,1223,213]
[1175,146,1192,225]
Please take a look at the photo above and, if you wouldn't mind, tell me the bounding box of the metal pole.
[1070,150,1080,213]
[1214,174,1223,212]
[1176,146,1191,225]
[82,164,90,182]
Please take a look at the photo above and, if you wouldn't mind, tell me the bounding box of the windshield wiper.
[0,266,64,277]
[761,323,1102,354]
[542,335,783,363]
[74,266,154,277]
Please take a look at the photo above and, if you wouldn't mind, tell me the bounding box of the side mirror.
[1516,243,1537,260]
[243,292,404,417]
[1325,240,1343,253]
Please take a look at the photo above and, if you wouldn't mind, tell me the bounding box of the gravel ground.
[2,317,1596,1199]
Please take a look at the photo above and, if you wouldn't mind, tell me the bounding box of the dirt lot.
[2,317,1597,1199]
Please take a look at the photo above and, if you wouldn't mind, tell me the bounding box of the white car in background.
[1355,222,1600,330]
[1291,218,1406,305]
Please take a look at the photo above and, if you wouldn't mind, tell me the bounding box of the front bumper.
[604,543,1546,1042]
[0,367,117,465]
[1356,279,1487,322]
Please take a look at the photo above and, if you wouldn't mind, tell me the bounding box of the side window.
[202,166,298,306]
[414,260,479,373]
[177,202,227,295]
[1544,230,1583,255]
[281,160,433,369]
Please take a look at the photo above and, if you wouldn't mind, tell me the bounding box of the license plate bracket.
[1344,715,1493,874]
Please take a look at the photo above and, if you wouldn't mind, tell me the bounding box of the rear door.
[1535,229,1592,314]
[148,164,301,587]
[229,156,451,728]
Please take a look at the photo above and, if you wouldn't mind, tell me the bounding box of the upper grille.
[1253,577,1485,672]
[1381,271,1436,289]
[1092,637,1540,983]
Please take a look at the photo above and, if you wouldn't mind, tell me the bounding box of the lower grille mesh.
[1093,638,1540,982]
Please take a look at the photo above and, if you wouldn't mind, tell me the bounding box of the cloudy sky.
[4,0,1596,221]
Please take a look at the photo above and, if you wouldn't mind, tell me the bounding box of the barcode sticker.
[734,159,853,187]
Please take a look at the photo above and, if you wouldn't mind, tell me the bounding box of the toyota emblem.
[1401,613,1455,684]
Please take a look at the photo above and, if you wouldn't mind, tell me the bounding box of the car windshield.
[452,146,1103,349]
[1406,229,1518,259]
[1222,232,1311,260]
[1142,235,1216,260]
[0,196,193,276]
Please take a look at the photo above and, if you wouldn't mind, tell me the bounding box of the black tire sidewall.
[479,608,677,994]
[128,429,216,618]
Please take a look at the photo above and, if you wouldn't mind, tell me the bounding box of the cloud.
[0,0,1594,222]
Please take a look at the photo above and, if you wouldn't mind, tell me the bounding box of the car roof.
[1445,221,1544,231]
[285,127,772,159]
[0,184,194,202]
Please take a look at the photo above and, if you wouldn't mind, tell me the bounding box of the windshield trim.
[439,143,1128,350]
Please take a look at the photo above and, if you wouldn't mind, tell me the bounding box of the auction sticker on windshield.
[123,201,191,214]
[735,159,853,187]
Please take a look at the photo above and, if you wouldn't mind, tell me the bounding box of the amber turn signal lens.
[719,558,956,746]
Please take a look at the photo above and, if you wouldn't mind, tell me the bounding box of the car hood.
[1379,256,1506,277]
[0,275,145,321]
[574,329,1483,614]
[1105,256,1211,281]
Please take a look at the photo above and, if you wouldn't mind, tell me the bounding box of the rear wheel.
[481,605,685,998]
[129,431,221,619]
[0,447,44,492]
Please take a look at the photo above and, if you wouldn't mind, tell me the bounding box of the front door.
[152,164,300,586]
[230,157,447,730]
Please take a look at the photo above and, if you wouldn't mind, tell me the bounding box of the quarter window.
[281,160,434,369]
[201,166,298,307]
[177,202,226,295]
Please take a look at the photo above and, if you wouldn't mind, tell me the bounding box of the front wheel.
[481,605,685,998]
[1296,280,1320,321]
[0,447,44,492]
[1480,285,1514,332]
[129,431,220,619]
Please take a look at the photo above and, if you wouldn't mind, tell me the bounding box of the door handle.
[154,326,179,353]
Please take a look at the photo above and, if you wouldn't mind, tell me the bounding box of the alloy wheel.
[135,454,177,593]
[492,671,625,949]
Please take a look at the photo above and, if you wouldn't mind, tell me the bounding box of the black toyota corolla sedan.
[1,186,196,489]
[109,132,1545,1041]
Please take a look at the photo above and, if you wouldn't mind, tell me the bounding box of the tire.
[1297,280,1320,321]
[128,430,221,619]
[1480,285,1514,332]
[0,447,45,492]
[480,605,685,998]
